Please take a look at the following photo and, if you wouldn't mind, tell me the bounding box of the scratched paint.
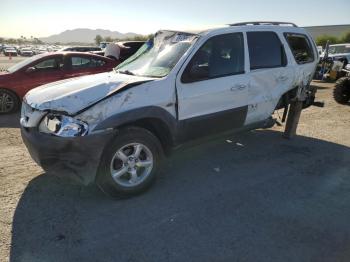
[25,71,156,115]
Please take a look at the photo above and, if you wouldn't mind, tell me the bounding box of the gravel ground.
[0,55,26,70]
[0,81,350,262]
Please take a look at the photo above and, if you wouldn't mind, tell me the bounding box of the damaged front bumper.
[21,127,115,185]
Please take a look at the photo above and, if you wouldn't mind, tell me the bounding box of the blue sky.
[1,0,349,38]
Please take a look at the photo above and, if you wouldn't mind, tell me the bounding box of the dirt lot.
[0,82,350,262]
[0,55,26,70]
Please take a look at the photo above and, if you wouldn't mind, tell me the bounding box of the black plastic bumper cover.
[21,127,115,185]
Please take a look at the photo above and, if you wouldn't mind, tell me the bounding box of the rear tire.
[96,126,163,198]
[333,77,350,104]
[0,88,20,114]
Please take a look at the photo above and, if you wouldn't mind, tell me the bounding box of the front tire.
[333,77,350,104]
[96,127,163,198]
[0,88,20,114]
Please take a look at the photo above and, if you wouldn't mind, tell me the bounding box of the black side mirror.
[182,64,209,83]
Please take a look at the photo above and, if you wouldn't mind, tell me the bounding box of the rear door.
[244,31,294,125]
[176,32,249,141]
[64,55,109,78]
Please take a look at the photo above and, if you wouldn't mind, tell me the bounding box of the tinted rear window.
[284,33,314,64]
[247,32,286,69]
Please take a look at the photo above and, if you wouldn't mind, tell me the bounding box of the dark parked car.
[104,41,145,61]
[0,52,118,113]
[60,46,105,56]
[3,47,18,56]
[60,46,102,52]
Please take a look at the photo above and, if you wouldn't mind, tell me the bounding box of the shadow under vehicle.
[10,130,350,262]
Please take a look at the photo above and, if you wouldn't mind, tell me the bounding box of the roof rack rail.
[229,21,298,27]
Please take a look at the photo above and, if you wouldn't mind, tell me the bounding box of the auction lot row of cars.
[1,44,62,56]
[0,41,146,59]
[1,22,349,198]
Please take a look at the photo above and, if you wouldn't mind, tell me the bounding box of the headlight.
[39,114,88,137]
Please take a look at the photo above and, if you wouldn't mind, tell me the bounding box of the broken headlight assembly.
[39,114,88,137]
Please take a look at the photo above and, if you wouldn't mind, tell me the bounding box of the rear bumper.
[21,127,115,185]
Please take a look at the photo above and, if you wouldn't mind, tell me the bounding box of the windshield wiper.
[140,74,163,78]
[116,69,135,76]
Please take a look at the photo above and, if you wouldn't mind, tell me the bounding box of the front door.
[176,32,248,141]
[18,56,64,93]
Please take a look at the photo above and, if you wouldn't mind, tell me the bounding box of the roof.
[162,21,303,36]
[229,21,297,27]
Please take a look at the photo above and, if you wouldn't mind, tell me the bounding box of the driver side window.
[33,57,62,71]
[182,33,244,83]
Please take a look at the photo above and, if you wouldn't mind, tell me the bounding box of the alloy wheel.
[0,92,15,113]
[110,143,154,187]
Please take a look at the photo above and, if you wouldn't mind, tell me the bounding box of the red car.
[0,52,118,113]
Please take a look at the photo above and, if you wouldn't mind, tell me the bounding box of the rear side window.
[71,57,91,69]
[182,33,244,83]
[70,56,106,69]
[90,58,106,67]
[284,33,314,64]
[247,32,286,69]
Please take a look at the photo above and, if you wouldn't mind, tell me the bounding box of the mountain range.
[40,28,140,44]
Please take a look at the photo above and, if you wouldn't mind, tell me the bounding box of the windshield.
[115,31,198,78]
[328,45,350,54]
[7,54,46,73]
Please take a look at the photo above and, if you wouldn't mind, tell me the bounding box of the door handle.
[231,84,246,91]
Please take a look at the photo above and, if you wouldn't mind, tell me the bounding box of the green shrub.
[316,35,339,47]
[340,32,350,43]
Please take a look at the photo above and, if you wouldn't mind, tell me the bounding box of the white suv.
[20,22,318,197]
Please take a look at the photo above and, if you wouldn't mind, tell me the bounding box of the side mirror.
[182,64,209,83]
[25,67,36,73]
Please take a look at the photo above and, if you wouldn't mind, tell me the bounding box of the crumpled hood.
[25,71,154,115]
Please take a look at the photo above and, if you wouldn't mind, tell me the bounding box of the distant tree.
[104,36,113,43]
[123,34,153,42]
[34,38,44,45]
[132,34,152,41]
[95,35,103,45]
[7,38,17,44]
[0,37,4,43]
[316,35,339,48]
[340,32,350,43]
